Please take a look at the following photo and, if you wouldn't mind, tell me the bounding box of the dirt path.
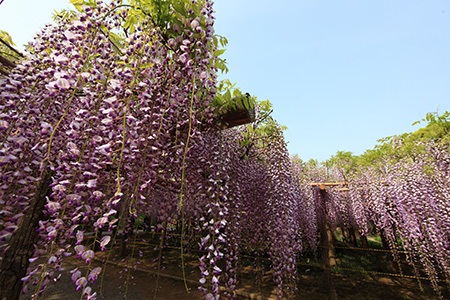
[20,257,203,300]
[18,240,445,300]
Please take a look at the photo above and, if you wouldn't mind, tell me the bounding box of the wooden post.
[317,188,338,300]
[0,170,52,300]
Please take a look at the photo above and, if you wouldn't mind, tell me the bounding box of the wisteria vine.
[298,142,450,298]
[0,1,311,299]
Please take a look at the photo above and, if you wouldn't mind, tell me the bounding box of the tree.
[358,111,450,168]
[325,150,357,181]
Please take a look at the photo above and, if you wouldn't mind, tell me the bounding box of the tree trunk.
[348,227,358,247]
[380,230,398,273]
[360,234,369,248]
[0,170,52,300]
[120,215,135,258]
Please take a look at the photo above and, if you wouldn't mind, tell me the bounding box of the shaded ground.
[21,256,203,300]
[19,234,446,299]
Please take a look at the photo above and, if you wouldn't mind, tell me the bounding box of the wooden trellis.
[310,181,349,191]
[217,107,255,129]
[0,37,22,76]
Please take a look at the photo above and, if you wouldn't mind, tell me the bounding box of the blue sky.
[1,1,450,161]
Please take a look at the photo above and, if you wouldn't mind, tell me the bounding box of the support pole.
[317,187,338,300]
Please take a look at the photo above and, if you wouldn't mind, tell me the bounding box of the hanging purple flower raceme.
[386,150,450,296]
[1,0,314,299]
[259,129,300,299]
[293,166,319,252]
[341,143,450,298]
[1,0,221,298]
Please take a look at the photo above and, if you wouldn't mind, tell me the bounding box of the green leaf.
[109,31,124,49]
[238,96,246,110]
[70,0,85,11]
[69,0,96,11]
[124,15,138,33]
[173,1,186,15]
[213,49,226,57]
[219,36,228,47]
[224,89,231,102]
[214,58,228,73]
[0,30,15,46]
[232,89,241,98]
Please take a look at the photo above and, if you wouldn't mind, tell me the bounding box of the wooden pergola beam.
[310,182,348,191]
[0,54,16,69]
[0,66,9,76]
[217,107,255,129]
[310,182,347,186]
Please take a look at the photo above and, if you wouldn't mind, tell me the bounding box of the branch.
[134,7,176,52]
[100,28,124,55]
[0,37,24,58]
[256,109,273,125]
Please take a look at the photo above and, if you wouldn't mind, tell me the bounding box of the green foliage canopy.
[317,111,450,178]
